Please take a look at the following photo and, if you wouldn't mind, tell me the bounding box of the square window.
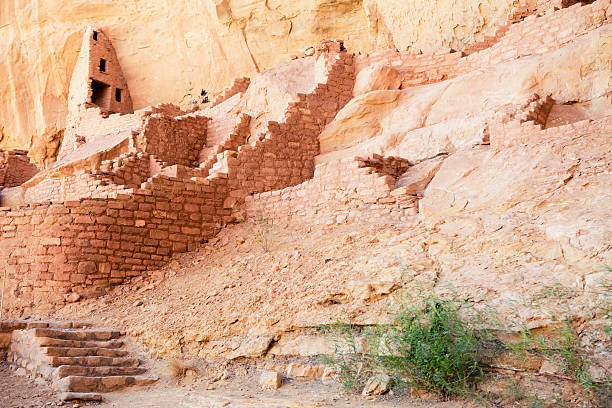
[99,58,106,72]
[91,80,111,108]
[93,31,98,41]
[115,88,122,102]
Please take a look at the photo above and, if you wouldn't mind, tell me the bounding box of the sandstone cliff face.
[0,0,537,167]
[317,25,612,164]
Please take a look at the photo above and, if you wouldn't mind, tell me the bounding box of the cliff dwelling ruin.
[0,1,610,405]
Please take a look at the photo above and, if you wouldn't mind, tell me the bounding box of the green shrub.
[370,292,495,396]
[321,289,498,396]
[321,267,611,403]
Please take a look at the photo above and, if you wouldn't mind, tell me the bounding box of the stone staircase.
[5,321,157,402]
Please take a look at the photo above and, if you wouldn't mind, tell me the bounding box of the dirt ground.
[0,360,466,408]
[52,218,424,359]
[12,216,605,407]
[0,362,66,408]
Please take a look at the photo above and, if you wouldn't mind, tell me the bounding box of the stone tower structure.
[67,26,133,115]
[59,27,134,161]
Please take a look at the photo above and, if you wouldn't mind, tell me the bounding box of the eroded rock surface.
[317,25,612,164]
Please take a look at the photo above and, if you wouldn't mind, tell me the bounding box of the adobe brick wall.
[244,158,417,226]
[0,150,39,188]
[354,0,610,88]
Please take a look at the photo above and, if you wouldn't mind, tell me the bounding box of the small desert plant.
[320,322,374,391]
[230,200,275,251]
[502,382,546,407]
[509,269,612,403]
[321,266,611,403]
[168,359,196,379]
[510,319,612,404]
[603,266,612,335]
[247,201,275,252]
[321,289,498,396]
[370,290,496,396]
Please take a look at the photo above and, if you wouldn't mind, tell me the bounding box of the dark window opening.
[91,80,111,109]
[115,88,122,102]
[99,58,106,72]
[93,31,98,41]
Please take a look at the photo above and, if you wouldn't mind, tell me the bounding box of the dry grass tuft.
[168,359,196,379]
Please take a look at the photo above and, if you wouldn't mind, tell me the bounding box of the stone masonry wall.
[86,28,133,115]
[1,49,357,314]
[244,158,417,226]
[0,174,228,312]
[211,77,251,107]
[491,115,612,149]
[22,151,151,204]
[59,108,148,161]
[354,0,610,88]
[59,104,185,162]
[212,51,356,209]
[199,114,252,176]
[0,150,39,188]
[245,114,612,226]
[136,112,209,168]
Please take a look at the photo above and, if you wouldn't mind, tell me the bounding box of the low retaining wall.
[0,174,229,311]
[244,158,418,226]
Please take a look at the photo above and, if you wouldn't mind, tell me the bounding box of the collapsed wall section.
[211,49,356,207]
[22,152,151,204]
[354,0,610,88]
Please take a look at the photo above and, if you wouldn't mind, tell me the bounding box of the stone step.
[38,336,124,349]
[57,375,158,393]
[47,356,140,368]
[43,346,129,358]
[1,321,91,332]
[34,328,122,341]
[55,365,147,379]
[60,392,103,402]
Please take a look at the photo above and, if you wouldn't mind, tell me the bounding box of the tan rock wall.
[318,15,612,164]
[368,0,589,53]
